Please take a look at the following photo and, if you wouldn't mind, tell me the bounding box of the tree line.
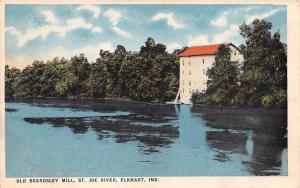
[5,37,180,103]
[6,19,287,108]
[191,19,287,108]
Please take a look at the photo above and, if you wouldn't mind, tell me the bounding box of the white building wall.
[229,45,244,64]
[179,44,244,104]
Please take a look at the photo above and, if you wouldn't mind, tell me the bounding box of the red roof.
[178,43,227,57]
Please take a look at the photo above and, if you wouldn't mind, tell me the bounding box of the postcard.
[1,0,300,187]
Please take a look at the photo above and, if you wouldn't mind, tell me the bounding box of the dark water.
[5,99,287,177]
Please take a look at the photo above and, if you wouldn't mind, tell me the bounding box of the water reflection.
[242,132,286,175]
[24,115,179,155]
[16,99,287,176]
[206,130,248,162]
[15,98,178,117]
[191,105,287,176]
[5,108,18,112]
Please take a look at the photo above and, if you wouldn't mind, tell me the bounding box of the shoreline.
[6,96,287,111]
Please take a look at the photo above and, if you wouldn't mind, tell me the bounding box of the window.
[234,50,236,55]
[182,80,184,85]
[189,81,191,86]
[182,88,184,94]
[189,62,191,66]
[189,70,191,75]
[203,69,205,74]
[203,59,204,64]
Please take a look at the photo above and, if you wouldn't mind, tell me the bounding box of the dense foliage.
[191,44,240,105]
[5,65,20,98]
[6,19,287,108]
[5,38,179,103]
[192,19,287,108]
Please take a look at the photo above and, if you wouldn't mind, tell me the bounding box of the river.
[5,98,287,177]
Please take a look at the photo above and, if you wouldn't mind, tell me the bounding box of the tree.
[118,53,140,99]
[39,57,67,96]
[54,54,90,97]
[240,19,287,108]
[192,45,240,105]
[5,65,20,99]
[206,44,240,105]
[70,54,90,97]
[86,60,108,98]
[15,61,45,97]
[6,37,179,103]
[118,38,179,102]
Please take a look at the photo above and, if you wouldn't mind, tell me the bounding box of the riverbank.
[6,96,287,109]
[6,96,172,106]
[7,97,179,117]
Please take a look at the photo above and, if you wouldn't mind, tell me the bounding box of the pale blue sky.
[5,4,287,68]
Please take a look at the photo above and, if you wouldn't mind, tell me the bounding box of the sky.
[5,4,287,69]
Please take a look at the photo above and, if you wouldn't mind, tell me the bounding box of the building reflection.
[242,131,286,175]
[206,130,248,162]
[205,128,286,175]
[193,105,287,175]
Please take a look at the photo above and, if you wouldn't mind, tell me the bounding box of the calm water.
[5,99,287,177]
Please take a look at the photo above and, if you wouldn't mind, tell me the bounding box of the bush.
[191,90,227,106]
[210,90,226,105]
[261,89,287,108]
[261,94,275,108]
[274,89,287,108]
[191,90,202,104]
[232,90,247,106]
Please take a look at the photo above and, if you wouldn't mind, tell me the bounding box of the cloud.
[152,12,185,29]
[245,7,285,24]
[211,6,285,27]
[6,12,102,47]
[212,24,239,44]
[112,26,132,38]
[210,12,228,27]
[40,10,58,24]
[188,34,209,46]
[80,42,114,61]
[210,6,260,27]
[5,57,35,69]
[166,42,182,52]
[104,8,122,26]
[187,24,240,46]
[227,6,258,16]
[210,16,227,27]
[210,6,280,28]
[5,27,22,38]
[207,6,285,45]
[62,18,93,35]
[51,42,113,62]
[6,42,114,69]
[77,5,101,18]
[104,8,132,38]
[92,26,102,33]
